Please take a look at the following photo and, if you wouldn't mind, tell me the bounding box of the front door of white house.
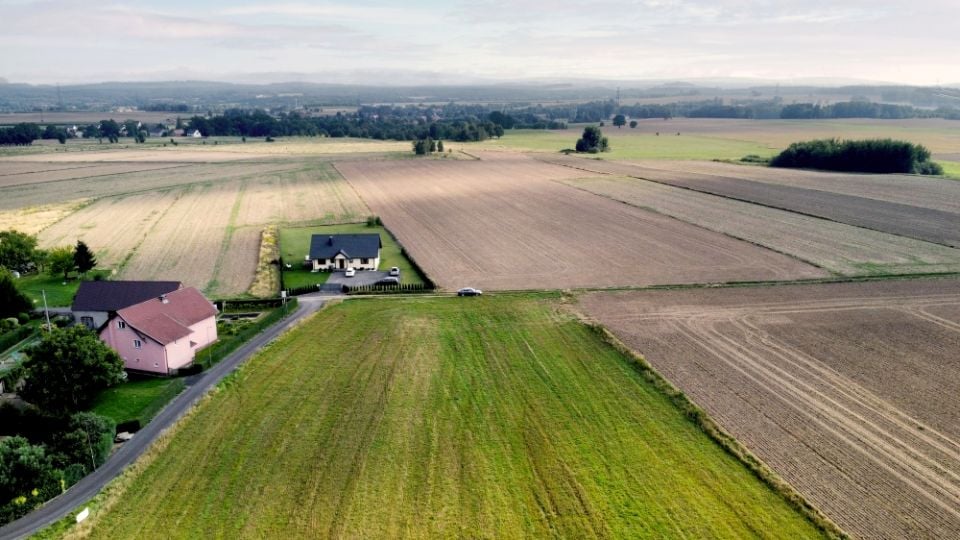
[337,258,345,269]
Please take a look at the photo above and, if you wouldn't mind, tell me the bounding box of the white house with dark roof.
[308,234,381,271]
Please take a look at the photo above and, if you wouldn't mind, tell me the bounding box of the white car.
[344,268,356,277]
[389,267,400,276]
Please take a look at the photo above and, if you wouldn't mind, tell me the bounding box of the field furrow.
[541,155,960,247]
[581,278,960,538]
[564,175,960,275]
[337,153,826,290]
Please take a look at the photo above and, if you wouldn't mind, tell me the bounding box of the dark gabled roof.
[116,287,217,345]
[72,280,182,312]
[309,234,381,260]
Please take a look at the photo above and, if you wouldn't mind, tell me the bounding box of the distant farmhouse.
[71,281,218,375]
[308,234,381,271]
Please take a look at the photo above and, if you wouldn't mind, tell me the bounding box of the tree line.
[770,138,944,175]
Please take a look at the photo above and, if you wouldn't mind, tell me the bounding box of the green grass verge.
[16,271,111,308]
[198,299,298,370]
[279,223,424,289]
[90,377,185,427]
[939,160,960,179]
[479,128,778,160]
[76,296,830,538]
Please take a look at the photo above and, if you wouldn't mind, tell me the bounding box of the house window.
[118,320,126,329]
[361,258,369,264]
[80,316,94,329]
[133,339,142,349]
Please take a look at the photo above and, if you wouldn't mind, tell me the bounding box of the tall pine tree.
[73,240,97,275]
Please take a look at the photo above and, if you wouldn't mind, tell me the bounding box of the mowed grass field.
[78,296,825,538]
[479,118,960,165]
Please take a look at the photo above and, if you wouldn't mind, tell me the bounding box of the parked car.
[345,268,356,277]
[376,276,400,286]
[389,267,400,276]
[457,287,483,297]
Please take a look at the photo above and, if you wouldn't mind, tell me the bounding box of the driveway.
[325,270,390,289]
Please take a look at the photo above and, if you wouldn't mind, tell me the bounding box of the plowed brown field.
[541,155,960,247]
[337,153,826,290]
[581,278,960,539]
[564,175,960,276]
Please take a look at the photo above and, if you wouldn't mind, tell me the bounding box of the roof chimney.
[328,235,334,245]
[160,294,169,304]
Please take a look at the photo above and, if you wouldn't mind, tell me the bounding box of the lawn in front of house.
[90,376,185,427]
[16,270,112,307]
[279,223,424,289]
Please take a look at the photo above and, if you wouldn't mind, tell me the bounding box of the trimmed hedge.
[199,298,298,369]
[770,138,943,175]
[344,282,433,295]
[0,324,35,353]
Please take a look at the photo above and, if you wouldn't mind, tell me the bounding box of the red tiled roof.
[116,287,217,345]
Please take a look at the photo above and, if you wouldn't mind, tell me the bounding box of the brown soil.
[337,152,826,290]
[542,155,960,247]
[580,278,960,538]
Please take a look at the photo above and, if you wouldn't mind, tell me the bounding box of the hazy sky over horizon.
[1,0,958,85]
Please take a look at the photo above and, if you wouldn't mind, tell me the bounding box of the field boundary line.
[538,154,960,250]
[576,319,848,539]
[554,176,839,275]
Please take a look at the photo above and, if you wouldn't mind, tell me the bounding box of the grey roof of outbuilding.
[72,280,182,312]
[309,234,382,260]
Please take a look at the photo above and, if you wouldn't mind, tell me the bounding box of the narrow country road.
[0,295,332,540]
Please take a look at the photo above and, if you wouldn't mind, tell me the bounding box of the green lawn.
[939,160,960,179]
[80,296,827,538]
[15,271,110,308]
[279,223,424,289]
[479,128,778,161]
[90,377,185,427]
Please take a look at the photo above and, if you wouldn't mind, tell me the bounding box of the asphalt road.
[0,295,331,540]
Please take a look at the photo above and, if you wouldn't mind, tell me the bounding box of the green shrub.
[770,138,942,174]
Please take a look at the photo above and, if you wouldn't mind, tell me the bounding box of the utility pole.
[57,83,63,110]
[42,289,51,330]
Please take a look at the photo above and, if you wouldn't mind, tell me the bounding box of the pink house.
[99,287,218,375]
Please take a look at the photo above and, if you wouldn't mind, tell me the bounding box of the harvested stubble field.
[620,159,960,214]
[580,278,960,539]
[0,200,87,235]
[564,175,960,276]
[28,159,367,295]
[337,153,825,290]
[77,296,826,538]
[0,161,303,211]
[0,162,189,189]
[542,155,960,248]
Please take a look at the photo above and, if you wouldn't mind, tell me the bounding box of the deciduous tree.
[47,246,74,280]
[20,326,125,415]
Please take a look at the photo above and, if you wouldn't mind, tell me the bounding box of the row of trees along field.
[770,138,944,174]
[1,228,122,525]
[0,230,96,280]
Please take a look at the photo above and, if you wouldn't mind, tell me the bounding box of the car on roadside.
[389,267,400,276]
[345,268,356,277]
[457,287,483,297]
[376,276,400,286]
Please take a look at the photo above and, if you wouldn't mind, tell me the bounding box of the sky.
[1,0,958,86]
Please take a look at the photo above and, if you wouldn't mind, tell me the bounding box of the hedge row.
[344,282,433,294]
[198,298,298,369]
[770,138,943,175]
